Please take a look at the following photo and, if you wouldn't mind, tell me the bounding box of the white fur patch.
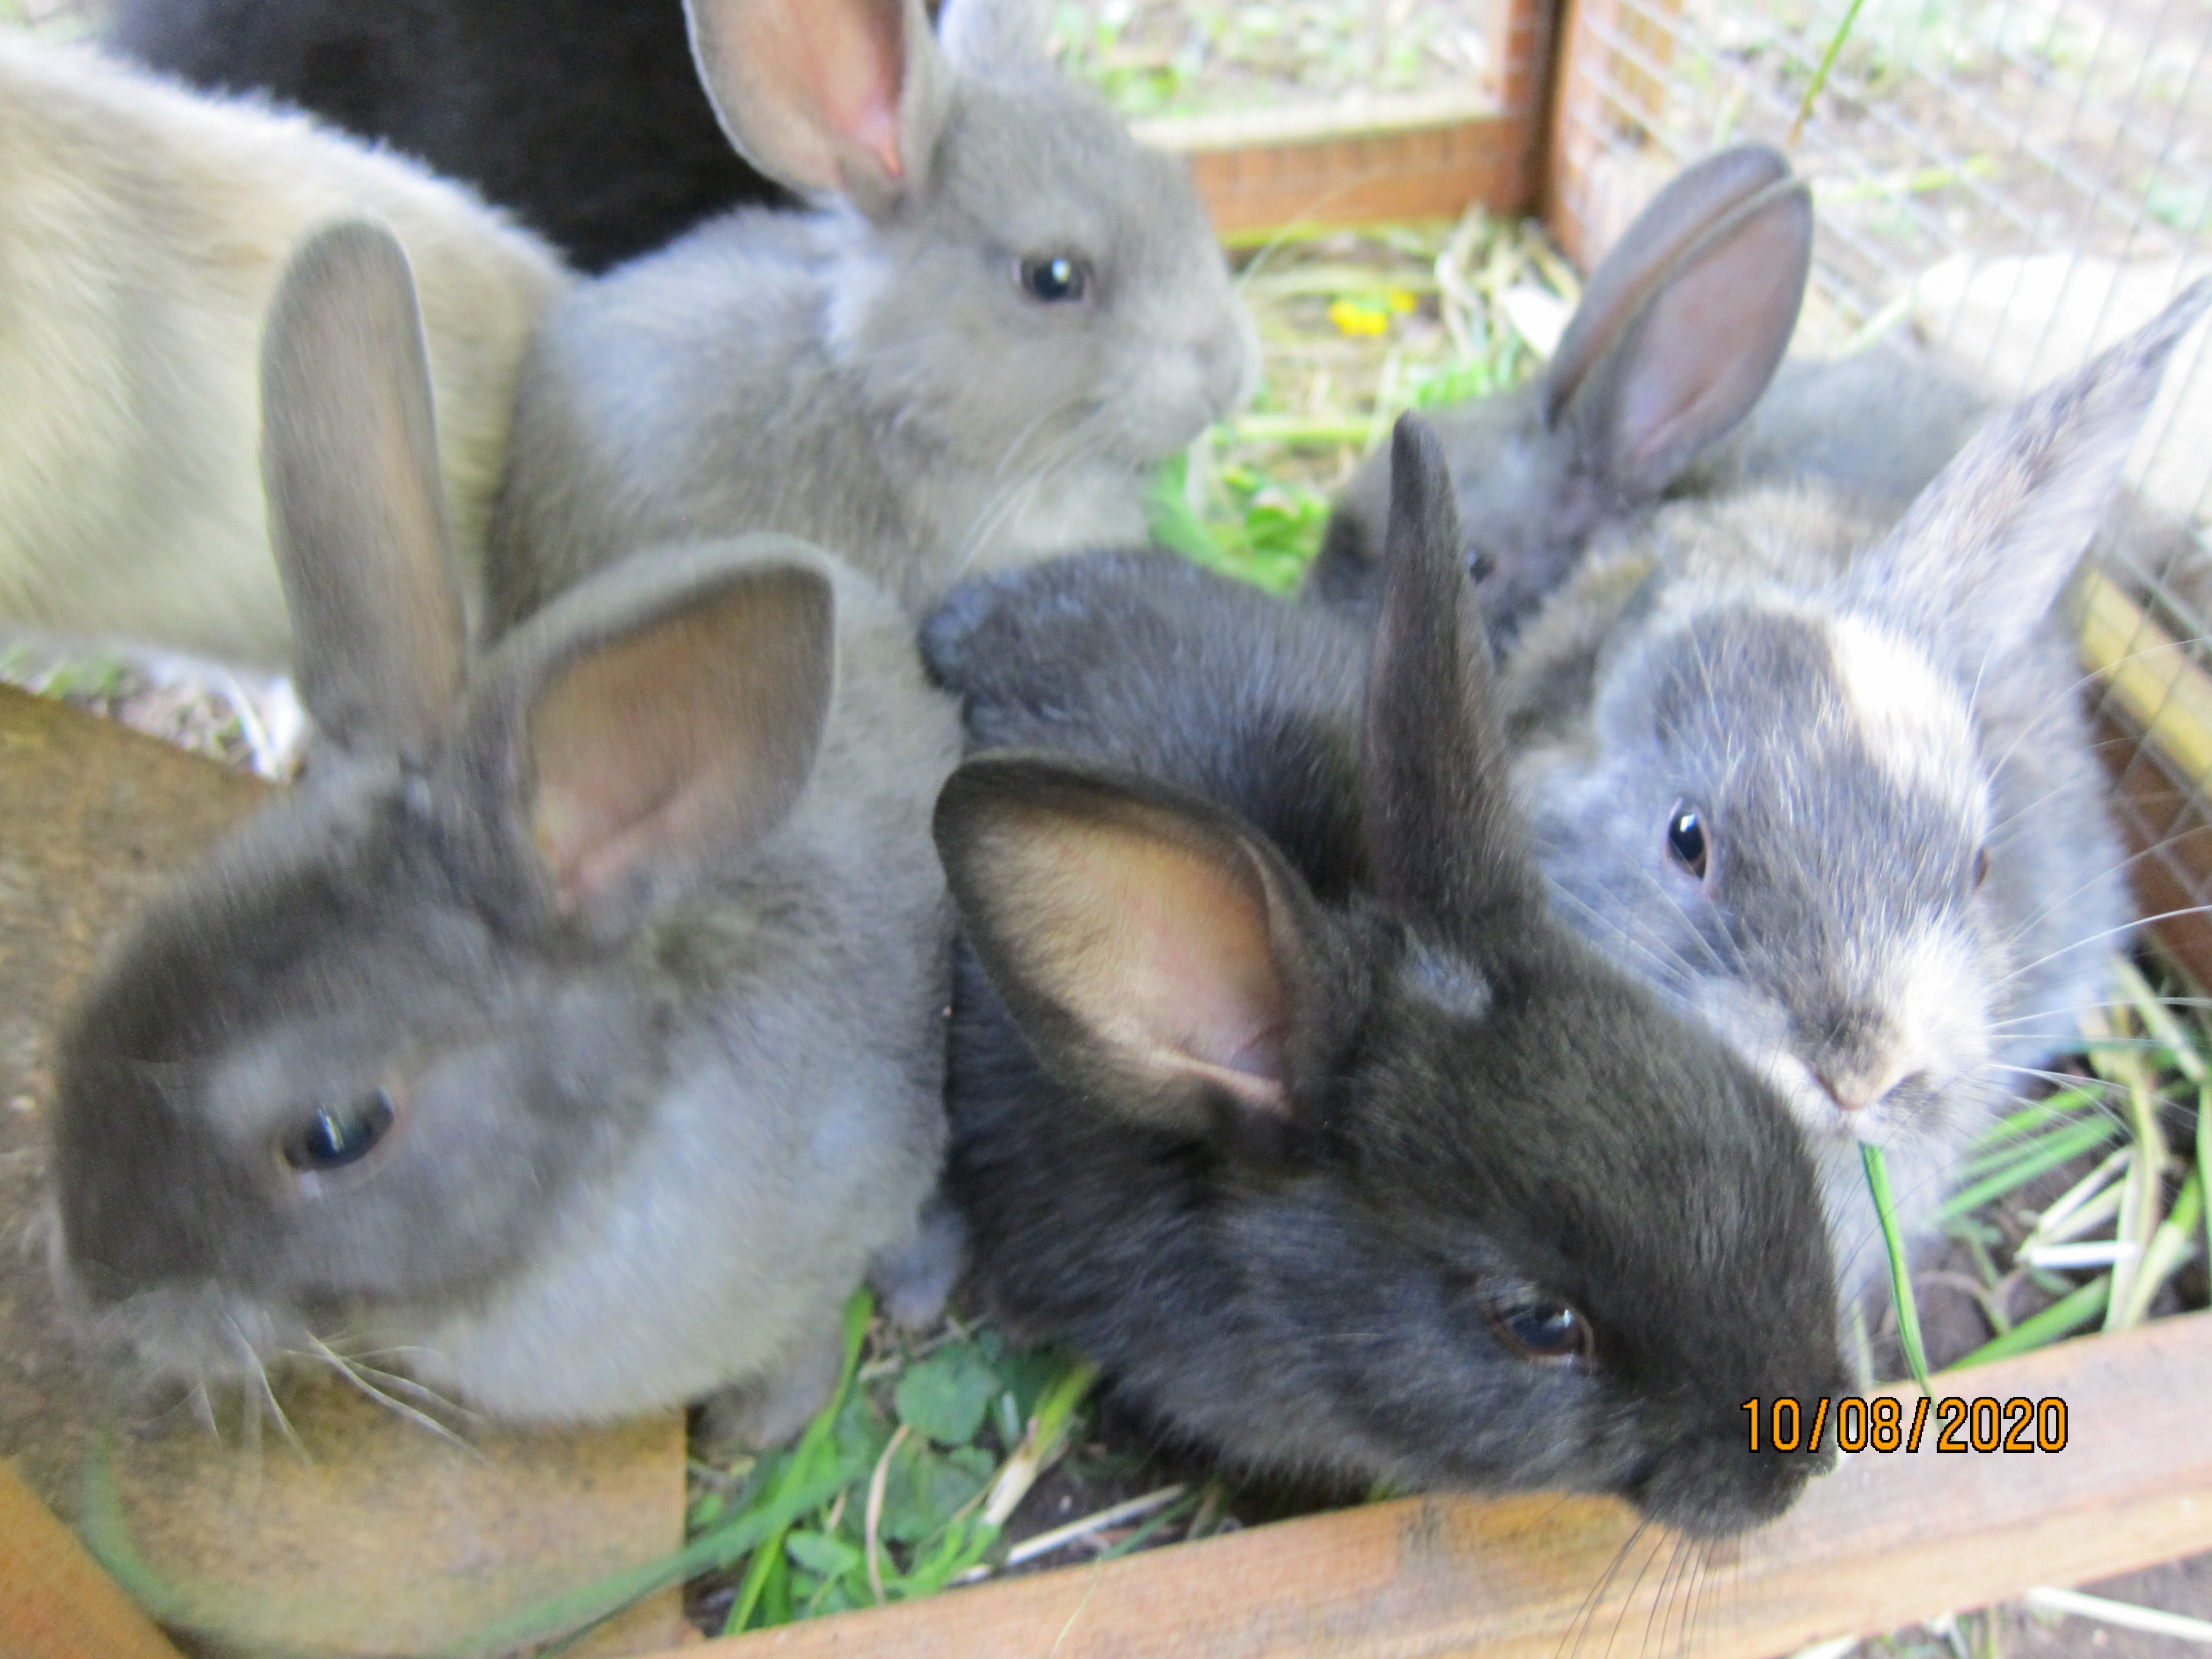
[1826,615,1984,819]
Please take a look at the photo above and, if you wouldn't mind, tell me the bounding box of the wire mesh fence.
[1550,0,2212,979]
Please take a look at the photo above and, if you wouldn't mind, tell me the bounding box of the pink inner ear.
[776,0,911,186]
[1030,822,1296,1118]
[523,575,831,923]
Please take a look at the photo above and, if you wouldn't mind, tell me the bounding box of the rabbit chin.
[1684,945,1999,1278]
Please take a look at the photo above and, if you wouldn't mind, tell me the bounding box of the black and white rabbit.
[920,418,1847,1540]
[488,0,1256,626]
[1307,144,1813,640]
[105,0,789,272]
[46,221,962,1438]
[1500,282,2212,1289]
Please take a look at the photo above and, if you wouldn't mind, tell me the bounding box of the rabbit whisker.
[303,1335,485,1459]
[1997,902,2212,989]
[1553,1514,1654,1659]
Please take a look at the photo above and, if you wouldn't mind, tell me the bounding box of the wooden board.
[1133,0,1561,236]
[642,1311,2212,1659]
[0,686,688,1658]
[0,1457,186,1659]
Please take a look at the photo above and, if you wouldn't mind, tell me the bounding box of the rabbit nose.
[1816,1073,1868,1115]
[1818,1065,1931,1118]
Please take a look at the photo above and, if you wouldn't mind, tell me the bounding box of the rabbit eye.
[1486,1298,1592,1367]
[1972,846,1989,889]
[1666,802,1709,880]
[1464,546,1496,582]
[282,1090,396,1174]
[1017,255,1090,304]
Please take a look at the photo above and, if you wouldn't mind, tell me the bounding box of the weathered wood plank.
[657,1311,2212,1659]
[0,1456,188,1659]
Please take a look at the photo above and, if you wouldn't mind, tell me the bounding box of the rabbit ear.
[455,540,837,943]
[1854,278,2212,666]
[936,754,1338,1137]
[1363,417,1550,951]
[260,219,466,759]
[684,0,948,215]
[1546,147,1809,501]
[937,0,1048,69]
[1570,178,1811,498]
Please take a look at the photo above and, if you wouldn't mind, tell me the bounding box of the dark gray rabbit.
[1501,281,2212,1290]
[1308,144,1813,640]
[921,418,1846,1540]
[106,0,788,272]
[489,0,1255,627]
[46,221,961,1436]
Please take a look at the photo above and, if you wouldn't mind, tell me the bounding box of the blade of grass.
[1939,1116,2117,1220]
[1863,1143,1932,1392]
[1945,1276,2111,1371]
[2114,1170,2203,1329]
[1094,1490,1204,1562]
[1788,0,1869,144]
[1972,1085,2104,1150]
[2202,1082,2211,1277]
[982,1358,1100,1527]
[2104,1030,2170,1332]
[724,1288,876,1635]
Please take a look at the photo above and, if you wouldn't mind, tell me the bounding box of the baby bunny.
[106,0,789,271]
[1308,143,1812,642]
[922,418,1847,1540]
[1501,281,2212,1290]
[47,221,961,1435]
[489,0,1256,626]
[0,28,567,669]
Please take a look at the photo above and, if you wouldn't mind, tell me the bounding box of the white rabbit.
[0,28,568,668]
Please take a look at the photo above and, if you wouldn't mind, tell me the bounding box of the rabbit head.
[687,0,1254,473]
[1507,281,2212,1276]
[49,221,954,1423]
[936,418,1846,1538]
[1310,144,1811,642]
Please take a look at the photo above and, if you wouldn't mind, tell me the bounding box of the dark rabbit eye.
[1017,255,1089,304]
[1666,801,1709,880]
[1486,1298,1592,1367]
[1972,846,1989,888]
[282,1089,396,1173]
[1464,545,1495,582]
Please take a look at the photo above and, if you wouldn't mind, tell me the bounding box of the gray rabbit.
[1309,144,1812,640]
[1310,144,2001,649]
[489,0,1255,626]
[1500,283,2211,1289]
[921,418,1847,1540]
[47,221,961,1438]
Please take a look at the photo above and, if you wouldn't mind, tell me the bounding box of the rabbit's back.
[923,549,1369,882]
[0,31,566,665]
[1700,341,1996,517]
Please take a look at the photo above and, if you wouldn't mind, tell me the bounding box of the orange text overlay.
[1743,1396,2069,1453]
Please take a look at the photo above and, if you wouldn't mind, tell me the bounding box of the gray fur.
[47,223,961,1427]
[1502,282,2211,1289]
[489,0,1254,626]
[1309,144,1811,640]
[922,417,1847,1540]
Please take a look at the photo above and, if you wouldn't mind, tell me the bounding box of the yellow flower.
[1327,289,1419,337]
[1328,299,1389,337]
